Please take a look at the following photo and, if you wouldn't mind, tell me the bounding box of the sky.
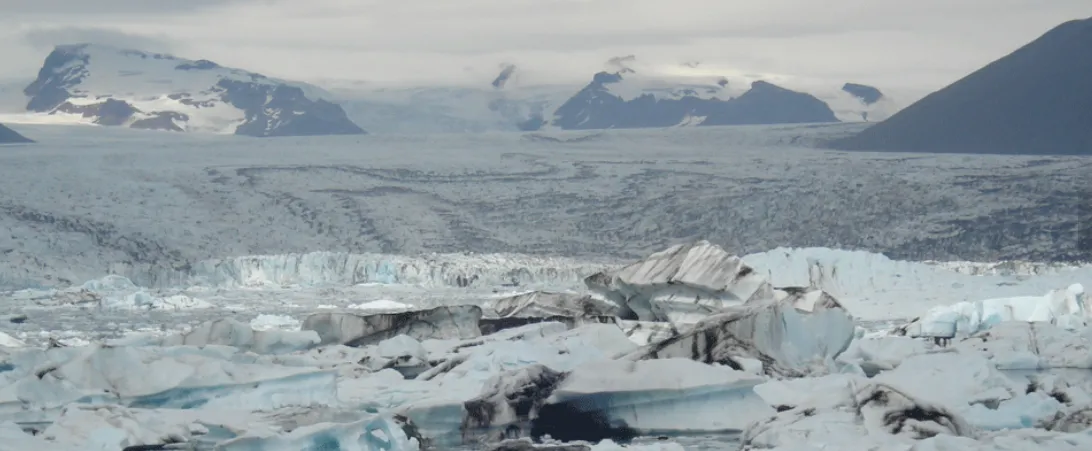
[1,0,1089,94]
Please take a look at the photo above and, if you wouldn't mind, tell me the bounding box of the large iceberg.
[302,305,484,346]
[585,241,776,323]
[0,345,338,422]
[489,291,621,319]
[626,290,855,377]
[897,284,1090,339]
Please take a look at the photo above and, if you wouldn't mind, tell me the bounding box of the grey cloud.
[22,27,176,54]
[5,0,252,15]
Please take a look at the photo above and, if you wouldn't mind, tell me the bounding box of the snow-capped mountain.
[830,83,899,122]
[20,44,365,137]
[0,123,31,143]
[328,62,902,134]
[539,70,839,130]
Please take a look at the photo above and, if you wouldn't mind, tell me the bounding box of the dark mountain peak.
[0,124,33,144]
[590,71,624,86]
[749,80,789,91]
[830,17,1092,154]
[841,83,884,105]
[176,59,221,71]
[492,64,517,89]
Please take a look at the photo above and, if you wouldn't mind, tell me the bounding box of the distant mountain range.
[831,17,1092,154]
[19,44,365,137]
[3,44,903,137]
[0,123,31,143]
[330,65,899,134]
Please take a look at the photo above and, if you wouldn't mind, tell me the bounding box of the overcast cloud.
[1,0,1088,94]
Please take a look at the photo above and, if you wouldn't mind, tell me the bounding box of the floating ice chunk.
[349,299,414,311]
[0,421,79,450]
[303,305,483,347]
[627,293,854,377]
[489,291,620,318]
[42,404,201,450]
[162,318,320,354]
[1044,404,1092,433]
[875,352,1019,405]
[0,332,25,348]
[616,320,681,346]
[218,414,421,451]
[542,359,774,436]
[99,291,213,310]
[589,440,685,451]
[397,324,640,445]
[0,345,338,417]
[249,314,301,331]
[486,438,687,451]
[741,381,976,451]
[899,284,1089,338]
[368,335,431,377]
[836,336,930,375]
[80,274,139,292]
[585,241,775,323]
[753,373,867,410]
[955,322,1092,369]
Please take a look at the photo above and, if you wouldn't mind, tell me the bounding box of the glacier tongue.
[137,251,610,290]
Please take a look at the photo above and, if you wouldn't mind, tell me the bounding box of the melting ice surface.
[3,244,1092,450]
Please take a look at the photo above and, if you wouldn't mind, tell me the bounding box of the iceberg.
[396,323,641,446]
[585,241,776,323]
[538,359,773,438]
[217,414,421,451]
[0,345,337,421]
[897,284,1089,339]
[741,380,977,451]
[955,322,1092,369]
[489,291,621,319]
[159,318,321,355]
[626,292,855,377]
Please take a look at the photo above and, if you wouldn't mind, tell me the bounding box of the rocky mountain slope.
[830,17,1092,154]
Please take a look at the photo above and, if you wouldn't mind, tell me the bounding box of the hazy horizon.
[0,1,1088,94]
